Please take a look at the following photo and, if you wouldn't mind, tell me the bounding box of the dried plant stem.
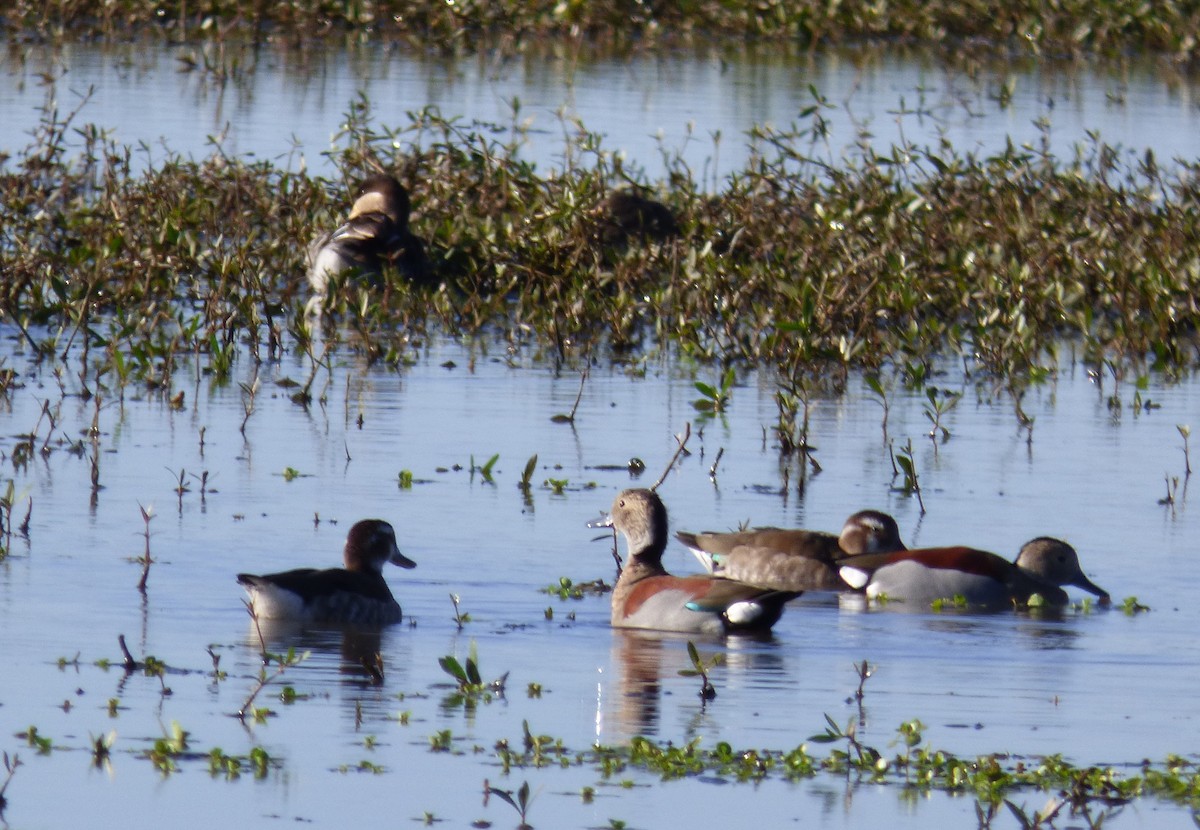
[651,422,691,491]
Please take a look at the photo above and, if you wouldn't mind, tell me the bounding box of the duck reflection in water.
[245,615,399,686]
[600,629,786,742]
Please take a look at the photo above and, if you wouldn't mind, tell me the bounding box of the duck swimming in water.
[838,536,1110,609]
[591,489,797,635]
[237,519,417,625]
[677,509,906,592]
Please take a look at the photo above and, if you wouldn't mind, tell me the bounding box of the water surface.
[0,330,1194,828]
[3,43,1200,179]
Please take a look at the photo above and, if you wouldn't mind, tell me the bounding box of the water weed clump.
[4,94,1200,421]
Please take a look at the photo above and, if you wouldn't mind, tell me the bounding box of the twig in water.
[708,447,725,481]
[117,634,138,673]
[551,367,588,424]
[650,422,691,491]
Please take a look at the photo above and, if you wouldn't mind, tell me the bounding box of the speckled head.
[1014,536,1107,600]
[598,488,669,563]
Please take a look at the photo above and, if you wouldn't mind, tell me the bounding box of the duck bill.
[1071,574,1109,603]
[390,549,417,569]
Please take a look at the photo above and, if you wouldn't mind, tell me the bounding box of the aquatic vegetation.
[551,371,588,425]
[439,642,508,709]
[4,0,1200,64]
[692,367,735,415]
[484,779,534,830]
[1,92,1199,437]
[891,439,926,514]
[135,503,154,592]
[679,641,723,701]
[540,577,611,600]
[450,593,472,629]
[1180,425,1193,476]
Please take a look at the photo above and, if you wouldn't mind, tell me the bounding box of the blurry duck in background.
[598,187,681,245]
[306,173,430,311]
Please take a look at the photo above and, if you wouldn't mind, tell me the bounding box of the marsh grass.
[5,1,1200,62]
[3,91,1200,441]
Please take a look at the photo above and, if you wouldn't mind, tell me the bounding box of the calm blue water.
[2,43,1200,180]
[0,327,1195,828]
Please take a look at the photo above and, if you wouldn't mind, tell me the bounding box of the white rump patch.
[839,566,871,590]
[723,601,764,625]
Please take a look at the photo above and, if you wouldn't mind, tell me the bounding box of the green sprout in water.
[485,779,534,830]
[450,593,471,629]
[680,641,724,701]
[923,386,961,441]
[471,453,499,484]
[693,366,735,415]
[438,642,508,709]
[518,453,538,493]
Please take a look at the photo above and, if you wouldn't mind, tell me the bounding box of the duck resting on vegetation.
[598,188,681,244]
[838,537,1110,609]
[237,519,416,625]
[676,509,907,592]
[591,488,797,635]
[306,173,430,308]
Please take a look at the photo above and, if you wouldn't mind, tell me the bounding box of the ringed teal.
[838,536,1110,609]
[306,174,430,302]
[591,489,797,635]
[676,509,906,592]
[237,519,417,625]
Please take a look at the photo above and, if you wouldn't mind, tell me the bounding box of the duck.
[591,488,797,635]
[306,173,430,301]
[676,509,906,592]
[598,188,680,244]
[837,536,1110,609]
[237,519,416,625]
